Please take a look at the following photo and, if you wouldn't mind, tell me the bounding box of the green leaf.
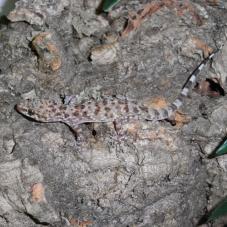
[209,138,227,158]
[207,197,227,222]
[102,0,121,12]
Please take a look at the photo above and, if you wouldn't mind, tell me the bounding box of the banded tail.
[155,49,219,120]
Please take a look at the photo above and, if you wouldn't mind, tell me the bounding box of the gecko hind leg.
[165,115,177,126]
[64,121,87,145]
[112,116,139,142]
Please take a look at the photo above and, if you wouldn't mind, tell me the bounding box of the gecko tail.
[150,49,220,121]
[169,49,219,112]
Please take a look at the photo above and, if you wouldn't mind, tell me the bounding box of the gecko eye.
[27,109,35,116]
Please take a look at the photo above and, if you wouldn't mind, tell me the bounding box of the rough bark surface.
[0,0,227,226]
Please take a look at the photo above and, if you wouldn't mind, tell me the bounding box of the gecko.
[16,50,218,139]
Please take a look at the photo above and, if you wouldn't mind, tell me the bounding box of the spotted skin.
[16,51,217,135]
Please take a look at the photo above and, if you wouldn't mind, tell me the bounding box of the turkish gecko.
[16,50,217,139]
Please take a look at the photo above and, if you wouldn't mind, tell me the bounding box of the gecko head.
[16,99,61,122]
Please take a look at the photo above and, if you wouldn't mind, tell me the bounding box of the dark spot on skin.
[133,107,139,113]
[80,105,85,109]
[185,81,193,90]
[146,114,153,120]
[176,94,184,105]
[109,113,114,118]
[162,109,169,118]
[118,99,125,105]
[35,112,47,121]
[115,104,121,110]
[177,96,183,103]
[170,104,177,111]
[102,99,108,105]
[28,109,35,116]
[153,109,160,118]
[127,116,133,121]
[105,107,111,112]
[59,105,67,111]
[73,111,80,117]
[139,106,149,113]
[52,108,56,112]
[49,105,54,109]
[64,113,70,118]
[95,105,101,115]
[111,101,115,106]
[55,112,62,116]
[124,103,129,113]
[83,111,88,117]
